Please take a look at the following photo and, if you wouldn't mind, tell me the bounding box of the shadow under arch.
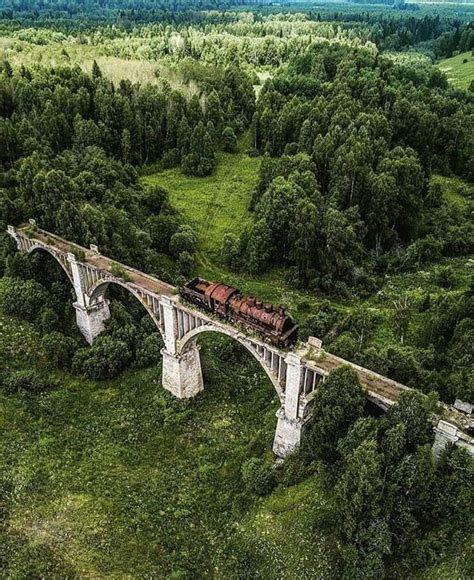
[88,278,164,339]
[178,325,284,403]
[27,244,74,286]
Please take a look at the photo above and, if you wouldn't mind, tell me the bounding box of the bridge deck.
[15,225,473,434]
[19,226,176,298]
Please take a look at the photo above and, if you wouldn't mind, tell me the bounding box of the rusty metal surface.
[181,277,298,347]
[230,296,287,331]
[206,282,239,304]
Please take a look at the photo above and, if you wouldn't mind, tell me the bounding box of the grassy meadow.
[439,50,474,89]
[142,148,258,259]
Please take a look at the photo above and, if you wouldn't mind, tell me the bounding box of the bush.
[0,277,49,322]
[221,233,240,270]
[135,333,163,368]
[241,457,276,496]
[434,266,457,289]
[178,251,194,276]
[299,300,339,341]
[330,334,358,360]
[38,308,60,334]
[169,225,198,257]
[222,126,237,153]
[72,335,132,379]
[41,331,77,369]
[110,263,130,281]
[278,449,312,487]
[3,370,54,394]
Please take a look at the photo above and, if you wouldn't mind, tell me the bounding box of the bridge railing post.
[273,353,304,458]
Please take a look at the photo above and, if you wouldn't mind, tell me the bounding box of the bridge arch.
[88,278,164,338]
[27,244,74,285]
[178,324,284,401]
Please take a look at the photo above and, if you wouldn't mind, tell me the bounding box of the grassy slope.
[140,146,351,322]
[439,51,474,90]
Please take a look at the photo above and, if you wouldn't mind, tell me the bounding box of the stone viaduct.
[7,223,474,459]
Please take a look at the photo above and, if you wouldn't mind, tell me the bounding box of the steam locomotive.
[180,278,298,348]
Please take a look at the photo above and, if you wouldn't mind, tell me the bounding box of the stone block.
[454,399,473,415]
[308,336,323,349]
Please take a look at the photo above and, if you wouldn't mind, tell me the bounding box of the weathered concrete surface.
[273,408,303,456]
[433,420,474,459]
[73,300,111,345]
[161,346,204,398]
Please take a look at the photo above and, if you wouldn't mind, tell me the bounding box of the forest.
[0,2,473,578]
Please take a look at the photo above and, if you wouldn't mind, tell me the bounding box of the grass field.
[142,149,258,259]
[439,51,474,90]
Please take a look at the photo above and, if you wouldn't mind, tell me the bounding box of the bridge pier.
[74,299,110,345]
[273,352,306,458]
[161,346,204,398]
[273,408,303,457]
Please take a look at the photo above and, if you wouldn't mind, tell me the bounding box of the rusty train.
[179,278,298,348]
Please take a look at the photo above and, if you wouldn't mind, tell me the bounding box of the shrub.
[330,334,358,360]
[135,333,162,368]
[110,263,130,281]
[41,331,77,369]
[38,308,60,334]
[434,266,457,289]
[0,277,49,322]
[72,335,132,379]
[169,225,198,257]
[221,233,240,270]
[3,370,53,394]
[278,449,312,487]
[241,457,276,496]
[178,251,194,276]
[299,300,339,341]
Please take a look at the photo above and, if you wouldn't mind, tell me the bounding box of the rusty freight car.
[180,278,298,348]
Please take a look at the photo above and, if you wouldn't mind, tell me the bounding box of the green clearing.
[1,312,337,577]
[439,51,474,89]
[142,148,258,259]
